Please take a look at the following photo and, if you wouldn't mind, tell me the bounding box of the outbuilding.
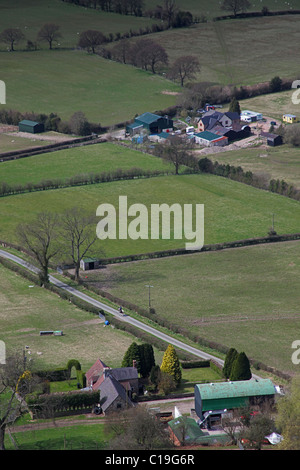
[18,120,44,134]
[194,379,277,419]
[126,112,173,135]
[194,130,228,147]
[260,131,282,147]
[80,257,101,271]
[283,114,297,124]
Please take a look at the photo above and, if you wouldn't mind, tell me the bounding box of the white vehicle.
[186,126,195,135]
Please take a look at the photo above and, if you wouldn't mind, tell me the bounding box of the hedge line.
[0,167,169,197]
[26,390,99,419]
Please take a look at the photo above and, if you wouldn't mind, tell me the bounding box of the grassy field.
[0,174,300,258]
[148,15,300,86]
[0,50,180,126]
[84,240,300,375]
[0,263,148,371]
[0,0,159,49]
[0,142,173,186]
[208,145,300,189]
[4,422,110,450]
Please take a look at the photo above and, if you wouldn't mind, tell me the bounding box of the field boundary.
[0,135,106,162]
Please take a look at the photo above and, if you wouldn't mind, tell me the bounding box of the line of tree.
[0,167,167,198]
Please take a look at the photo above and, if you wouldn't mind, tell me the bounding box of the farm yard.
[1,0,300,452]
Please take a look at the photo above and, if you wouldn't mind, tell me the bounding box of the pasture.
[0,142,173,186]
[208,145,300,190]
[84,240,300,375]
[0,174,300,258]
[0,50,180,126]
[0,262,143,371]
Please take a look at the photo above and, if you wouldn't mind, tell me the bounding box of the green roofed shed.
[194,379,276,417]
[19,120,44,134]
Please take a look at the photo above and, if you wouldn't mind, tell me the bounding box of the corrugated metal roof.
[19,120,40,126]
[135,112,162,124]
[195,379,275,400]
[195,130,222,141]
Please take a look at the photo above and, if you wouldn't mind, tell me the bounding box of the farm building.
[260,131,283,147]
[80,257,101,271]
[168,416,230,446]
[194,379,277,420]
[18,119,44,133]
[240,110,263,123]
[194,130,228,147]
[283,114,298,124]
[126,112,173,135]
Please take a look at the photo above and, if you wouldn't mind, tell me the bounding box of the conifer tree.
[223,348,238,379]
[160,344,181,385]
[229,96,241,115]
[230,352,252,381]
[122,342,141,371]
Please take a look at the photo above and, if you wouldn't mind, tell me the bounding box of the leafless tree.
[0,28,25,51]
[168,55,200,87]
[17,212,61,286]
[134,38,168,73]
[37,23,62,50]
[111,38,132,64]
[78,30,106,53]
[221,0,251,17]
[0,353,39,450]
[155,135,195,175]
[60,208,99,281]
[163,0,178,28]
[107,406,173,450]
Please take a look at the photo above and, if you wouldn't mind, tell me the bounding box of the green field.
[0,142,173,186]
[0,174,300,258]
[209,145,300,190]
[148,15,300,86]
[84,240,300,375]
[0,263,144,371]
[0,50,180,126]
[0,0,159,49]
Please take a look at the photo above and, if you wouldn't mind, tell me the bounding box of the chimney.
[132,360,137,368]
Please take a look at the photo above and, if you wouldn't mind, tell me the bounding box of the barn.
[126,112,173,135]
[18,120,44,134]
[194,379,277,419]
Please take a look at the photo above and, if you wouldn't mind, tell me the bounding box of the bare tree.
[37,23,62,50]
[134,39,168,73]
[221,0,251,17]
[167,55,200,87]
[111,39,132,64]
[107,406,173,450]
[163,0,178,28]
[0,28,25,51]
[0,353,37,450]
[155,135,195,175]
[60,208,99,281]
[17,212,61,286]
[78,30,106,53]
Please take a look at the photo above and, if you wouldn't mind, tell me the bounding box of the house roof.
[108,367,138,382]
[99,375,133,412]
[135,112,162,124]
[195,379,276,401]
[85,358,109,385]
[224,111,240,120]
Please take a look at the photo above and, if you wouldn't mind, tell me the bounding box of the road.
[0,248,262,379]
